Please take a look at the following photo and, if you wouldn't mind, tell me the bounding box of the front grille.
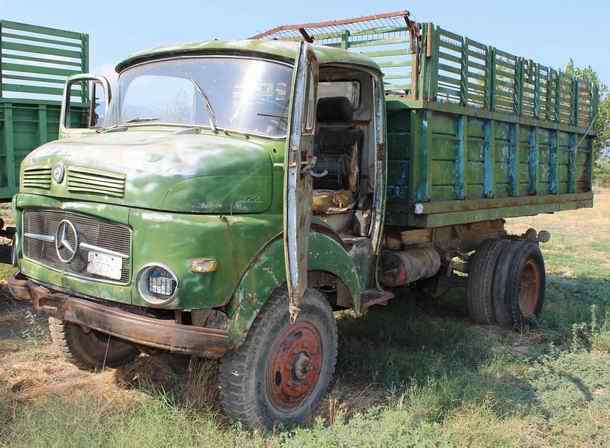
[22,167,52,190]
[23,209,131,283]
[67,166,126,198]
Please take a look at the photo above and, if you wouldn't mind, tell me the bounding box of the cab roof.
[115,39,381,73]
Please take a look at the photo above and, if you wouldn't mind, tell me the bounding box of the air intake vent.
[67,167,126,198]
[22,167,52,190]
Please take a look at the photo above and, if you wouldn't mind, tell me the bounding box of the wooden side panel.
[0,101,64,200]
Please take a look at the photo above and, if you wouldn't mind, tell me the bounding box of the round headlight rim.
[137,263,179,306]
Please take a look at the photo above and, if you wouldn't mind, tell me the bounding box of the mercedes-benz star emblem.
[55,219,79,263]
[52,163,65,183]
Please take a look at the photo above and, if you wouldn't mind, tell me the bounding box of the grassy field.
[0,190,609,447]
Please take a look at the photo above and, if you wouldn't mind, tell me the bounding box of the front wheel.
[49,317,139,370]
[219,288,337,430]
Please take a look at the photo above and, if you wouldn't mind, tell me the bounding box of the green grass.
[1,193,609,447]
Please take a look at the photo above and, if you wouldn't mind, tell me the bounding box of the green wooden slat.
[0,22,3,100]
[567,133,577,193]
[358,48,410,58]
[2,62,79,77]
[438,51,461,64]
[438,40,461,53]
[508,124,520,196]
[1,20,82,40]
[3,53,82,67]
[514,59,524,115]
[377,60,411,68]
[437,74,460,87]
[3,73,65,84]
[533,64,541,118]
[430,24,441,101]
[572,79,579,126]
[466,49,486,61]
[438,63,460,75]
[437,27,462,41]
[346,37,406,48]
[528,127,538,195]
[549,130,558,193]
[3,104,16,193]
[467,60,486,72]
[3,41,82,59]
[383,74,410,80]
[467,72,486,82]
[1,32,82,48]
[437,85,460,98]
[38,105,48,146]
[460,37,469,106]
[2,83,64,96]
[483,120,495,197]
[486,48,496,111]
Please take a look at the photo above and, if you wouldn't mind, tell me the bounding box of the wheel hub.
[519,259,541,316]
[266,321,323,410]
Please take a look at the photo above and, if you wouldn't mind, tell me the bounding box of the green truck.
[5,10,598,429]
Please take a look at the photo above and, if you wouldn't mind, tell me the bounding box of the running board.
[360,289,395,309]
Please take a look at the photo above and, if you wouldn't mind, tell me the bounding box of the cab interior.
[312,65,377,242]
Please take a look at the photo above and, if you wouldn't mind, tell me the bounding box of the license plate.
[86,251,123,280]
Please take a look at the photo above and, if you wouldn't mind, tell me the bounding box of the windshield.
[110,57,293,137]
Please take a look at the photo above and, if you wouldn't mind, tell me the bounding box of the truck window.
[65,79,108,129]
[318,81,360,108]
[113,57,293,138]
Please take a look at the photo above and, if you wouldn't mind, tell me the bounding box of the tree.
[565,60,609,161]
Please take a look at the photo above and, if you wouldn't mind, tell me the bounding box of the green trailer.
[0,20,89,200]
[5,10,601,430]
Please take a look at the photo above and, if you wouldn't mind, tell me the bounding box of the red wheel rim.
[266,321,323,410]
[518,259,541,317]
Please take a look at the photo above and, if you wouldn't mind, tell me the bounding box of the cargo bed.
[254,11,598,228]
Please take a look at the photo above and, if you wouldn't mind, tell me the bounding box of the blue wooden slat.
[528,128,538,195]
[454,115,466,199]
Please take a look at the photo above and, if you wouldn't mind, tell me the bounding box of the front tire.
[219,288,337,430]
[49,317,139,370]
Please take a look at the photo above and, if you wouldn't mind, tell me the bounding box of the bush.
[593,156,610,186]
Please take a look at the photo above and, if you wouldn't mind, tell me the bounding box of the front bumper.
[8,273,229,358]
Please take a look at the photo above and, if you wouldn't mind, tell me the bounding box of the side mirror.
[59,74,112,137]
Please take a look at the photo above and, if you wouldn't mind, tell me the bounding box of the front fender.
[226,231,361,346]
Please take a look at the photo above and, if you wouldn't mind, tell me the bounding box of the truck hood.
[21,129,274,213]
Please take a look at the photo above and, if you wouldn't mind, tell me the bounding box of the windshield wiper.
[190,79,218,132]
[257,112,288,120]
[125,117,160,123]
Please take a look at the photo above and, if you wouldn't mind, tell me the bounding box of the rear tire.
[493,240,527,327]
[503,243,545,329]
[219,288,337,430]
[467,239,509,324]
[49,317,139,370]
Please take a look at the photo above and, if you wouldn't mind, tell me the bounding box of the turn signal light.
[191,258,218,273]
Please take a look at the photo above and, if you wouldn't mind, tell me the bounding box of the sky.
[2,0,608,87]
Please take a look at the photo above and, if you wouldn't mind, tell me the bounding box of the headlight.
[137,264,178,305]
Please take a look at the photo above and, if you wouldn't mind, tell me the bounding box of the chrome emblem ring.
[52,163,65,183]
[55,219,79,263]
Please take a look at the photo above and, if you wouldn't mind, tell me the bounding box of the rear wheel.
[219,288,337,430]
[49,317,139,370]
[493,240,526,327]
[503,243,545,328]
[467,239,509,324]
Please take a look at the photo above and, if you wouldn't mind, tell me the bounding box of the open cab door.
[283,43,318,321]
[59,74,111,139]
